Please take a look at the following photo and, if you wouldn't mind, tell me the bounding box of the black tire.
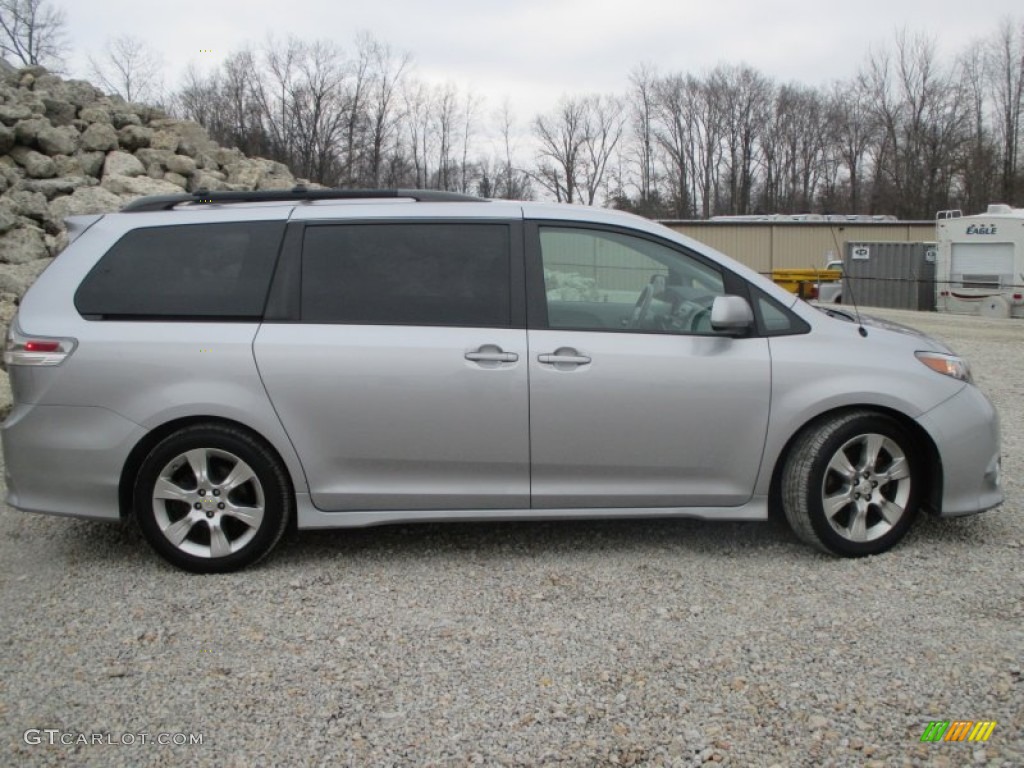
[133,424,292,573]
[781,410,921,557]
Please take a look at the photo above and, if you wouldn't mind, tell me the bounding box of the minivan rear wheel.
[133,424,292,572]
[782,411,920,557]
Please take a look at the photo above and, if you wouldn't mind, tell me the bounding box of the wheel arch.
[767,405,942,519]
[118,416,296,520]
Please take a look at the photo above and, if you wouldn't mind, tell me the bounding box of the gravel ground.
[0,307,1021,767]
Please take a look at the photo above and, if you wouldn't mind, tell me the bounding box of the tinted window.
[540,227,726,335]
[75,222,284,319]
[301,223,510,327]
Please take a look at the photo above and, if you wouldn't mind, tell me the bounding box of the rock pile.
[0,64,307,332]
[0,63,312,415]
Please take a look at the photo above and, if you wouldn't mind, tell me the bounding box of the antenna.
[830,226,868,337]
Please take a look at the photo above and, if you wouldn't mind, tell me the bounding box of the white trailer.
[936,204,1024,318]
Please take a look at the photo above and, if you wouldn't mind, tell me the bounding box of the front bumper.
[916,384,1003,517]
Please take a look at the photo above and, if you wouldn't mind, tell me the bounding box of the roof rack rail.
[120,187,487,213]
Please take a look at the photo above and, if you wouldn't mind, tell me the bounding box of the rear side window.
[75,222,285,320]
[301,223,510,327]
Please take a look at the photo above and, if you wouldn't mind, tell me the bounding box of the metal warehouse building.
[660,217,936,276]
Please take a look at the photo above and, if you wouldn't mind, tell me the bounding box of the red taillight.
[4,323,76,367]
[1014,294,1022,300]
[24,341,60,353]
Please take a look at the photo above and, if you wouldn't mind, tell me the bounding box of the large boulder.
[0,258,50,295]
[147,119,216,155]
[165,154,196,175]
[53,154,83,176]
[75,151,105,178]
[111,111,142,129]
[188,170,232,193]
[136,148,176,168]
[3,189,49,220]
[42,97,76,127]
[101,174,184,197]
[0,105,33,125]
[225,162,263,187]
[102,151,145,178]
[78,106,112,124]
[0,125,13,154]
[256,175,297,191]
[30,73,68,96]
[117,124,152,151]
[49,186,123,219]
[149,131,180,152]
[214,147,245,166]
[0,207,18,233]
[21,176,96,200]
[13,88,46,116]
[80,123,118,152]
[36,125,79,156]
[0,226,48,264]
[13,117,49,145]
[9,146,55,178]
[163,172,188,190]
[63,80,105,108]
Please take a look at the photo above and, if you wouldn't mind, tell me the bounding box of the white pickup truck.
[816,260,844,303]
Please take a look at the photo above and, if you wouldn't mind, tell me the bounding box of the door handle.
[538,349,591,366]
[465,346,519,363]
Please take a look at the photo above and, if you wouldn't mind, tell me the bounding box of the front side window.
[540,227,726,334]
[301,223,510,327]
[75,222,285,320]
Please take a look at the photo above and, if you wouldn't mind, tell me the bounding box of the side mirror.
[710,296,754,334]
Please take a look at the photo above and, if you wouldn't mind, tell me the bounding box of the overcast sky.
[63,0,1022,126]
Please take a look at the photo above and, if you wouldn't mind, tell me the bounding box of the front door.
[527,225,771,508]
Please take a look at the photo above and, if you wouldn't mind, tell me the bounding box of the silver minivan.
[1,189,1003,572]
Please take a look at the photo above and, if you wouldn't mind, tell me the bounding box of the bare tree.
[363,34,412,187]
[403,79,436,188]
[987,18,1024,203]
[494,100,531,199]
[715,64,773,214]
[861,30,969,217]
[433,83,461,190]
[628,64,660,212]
[533,94,624,205]
[175,63,220,129]
[578,94,625,205]
[288,40,348,183]
[653,72,727,217]
[458,89,482,193]
[533,96,588,203]
[824,79,878,212]
[88,35,164,104]
[651,73,691,216]
[759,83,828,212]
[0,0,65,68]
[256,36,303,169]
[958,41,1000,210]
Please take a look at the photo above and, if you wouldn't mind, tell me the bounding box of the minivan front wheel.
[133,424,292,572]
[782,411,920,557]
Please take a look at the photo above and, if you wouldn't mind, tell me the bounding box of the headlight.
[915,351,972,382]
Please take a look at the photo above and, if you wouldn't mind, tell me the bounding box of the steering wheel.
[630,275,668,329]
[690,308,712,333]
[629,282,656,329]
